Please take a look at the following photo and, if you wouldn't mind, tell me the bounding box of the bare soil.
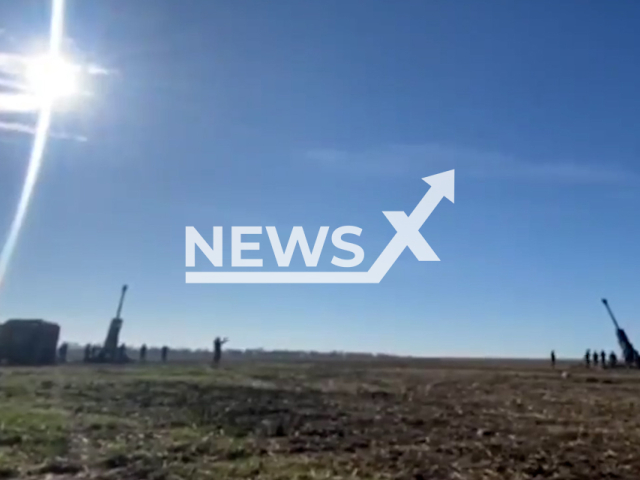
[0,360,638,479]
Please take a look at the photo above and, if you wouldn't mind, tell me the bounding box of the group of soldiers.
[58,337,230,365]
[583,348,618,368]
[549,349,619,369]
[80,342,131,363]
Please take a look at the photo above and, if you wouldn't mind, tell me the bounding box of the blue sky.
[1,0,640,357]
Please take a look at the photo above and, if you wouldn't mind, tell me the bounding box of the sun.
[24,54,79,103]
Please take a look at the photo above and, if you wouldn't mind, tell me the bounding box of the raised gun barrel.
[602,298,621,330]
[116,284,128,319]
[602,298,639,367]
[96,285,128,363]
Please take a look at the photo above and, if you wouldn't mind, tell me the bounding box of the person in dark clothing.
[213,337,229,366]
[585,349,591,368]
[600,350,606,368]
[592,350,599,367]
[550,350,556,368]
[139,344,147,362]
[161,345,169,363]
[609,351,618,368]
[58,343,68,363]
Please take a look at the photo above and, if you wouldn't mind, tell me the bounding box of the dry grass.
[0,360,638,479]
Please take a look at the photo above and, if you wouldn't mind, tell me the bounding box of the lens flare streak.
[0,0,66,292]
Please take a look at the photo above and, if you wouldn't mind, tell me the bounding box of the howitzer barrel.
[602,298,639,366]
[602,298,620,330]
[116,284,128,319]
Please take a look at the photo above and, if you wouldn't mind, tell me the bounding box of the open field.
[0,359,639,479]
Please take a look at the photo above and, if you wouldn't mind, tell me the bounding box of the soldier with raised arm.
[213,337,229,366]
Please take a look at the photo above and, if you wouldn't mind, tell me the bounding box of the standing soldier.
[550,350,556,368]
[609,351,618,369]
[585,349,591,368]
[161,345,169,363]
[58,342,68,363]
[84,343,92,363]
[592,350,599,367]
[213,337,229,366]
[139,344,147,362]
[600,350,606,368]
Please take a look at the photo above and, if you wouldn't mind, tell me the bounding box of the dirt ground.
[0,359,639,479]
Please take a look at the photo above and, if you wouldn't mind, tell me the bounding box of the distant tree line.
[61,343,401,364]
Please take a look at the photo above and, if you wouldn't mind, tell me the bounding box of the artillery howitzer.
[602,298,640,368]
[85,285,131,364]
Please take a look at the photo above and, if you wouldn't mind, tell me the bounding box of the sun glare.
[24,54,79,103]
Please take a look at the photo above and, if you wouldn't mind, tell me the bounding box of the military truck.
[0,319,60,365]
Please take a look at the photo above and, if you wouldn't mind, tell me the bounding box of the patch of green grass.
[80,412,139,431]
[0,403,70,468]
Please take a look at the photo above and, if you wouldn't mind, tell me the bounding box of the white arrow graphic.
[186,170,454,284]
[367,169,454,282]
